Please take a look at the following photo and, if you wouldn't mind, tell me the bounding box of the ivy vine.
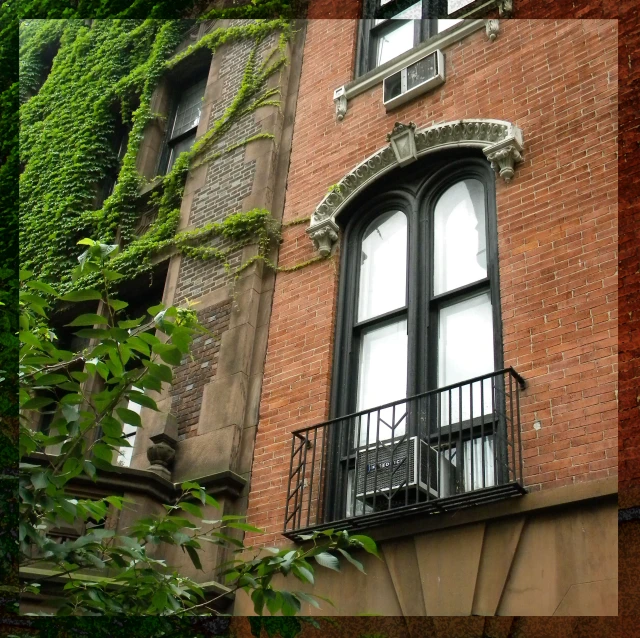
[20,18,297,294]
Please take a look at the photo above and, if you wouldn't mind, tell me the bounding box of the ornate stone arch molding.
[307,119,524,256]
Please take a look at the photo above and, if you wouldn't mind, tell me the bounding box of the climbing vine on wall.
[18,0,298,20]
[20,18,293,293]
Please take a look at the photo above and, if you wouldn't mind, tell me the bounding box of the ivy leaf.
[66,314,110,327]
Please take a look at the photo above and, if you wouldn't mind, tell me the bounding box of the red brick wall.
[246,19,618,544]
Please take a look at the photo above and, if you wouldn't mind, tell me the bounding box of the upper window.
[330,152,504,520]
[357,1,463,75]
[159,77,207,174]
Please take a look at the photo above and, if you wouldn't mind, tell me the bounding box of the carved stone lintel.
[483,132,524,183]
[307,119,525,254]
[146,414,178,481]
[485,19,500,42]
[498,0,513,17]
[308,219,339,257]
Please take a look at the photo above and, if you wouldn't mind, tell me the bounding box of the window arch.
[328,152,504,520]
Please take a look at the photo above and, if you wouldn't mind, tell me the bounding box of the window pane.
[358,210,407,321]
[167,132,196,172]
[438,292,494,424]
[448,0,474,12]
[463,436,495,491]
[392,2,421,18]
[433,179,486,295]
[356,319,407,445]
[437,18,464,32]
[117,387,143,467]
[171,78,207,139]
[376,21,415,66]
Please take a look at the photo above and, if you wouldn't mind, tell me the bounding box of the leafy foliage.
[20,19,290,293]
[17,0,298,19]
[17,242,380,616]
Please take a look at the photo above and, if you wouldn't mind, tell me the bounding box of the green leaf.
[20,269,34,281]
[291,564,314,584]
[185,545,202,571]
[118,317,145,329]
[350,535,381,558]
[151,590,168,612]
[21,396,55,410]
[108,299,129,311]
[83,461,96,479]
[126,390,158,411]
[314,552,340,572]
[152,343,182,365]
[227,522,264,533]
[100,416,122,438]
[251,588,265,616]
[59,289,102,302]
[27,280,58,296]
[92,443,113,463]
[294,591,321,609]
[30,472,49,490]
[179,502,203,518]
[34,373,69,386]
[147,362,172,382]
[66,314,110,327]
[337,548,366,574]
[116,407,142,428]
[148,303,165,316]
[280,591,301,616]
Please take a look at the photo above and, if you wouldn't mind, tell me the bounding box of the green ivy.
[18,0,297,20]
[20,19,293,294]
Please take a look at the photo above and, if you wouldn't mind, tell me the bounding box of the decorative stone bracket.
[485,19,500,42]
[307,119,524,256]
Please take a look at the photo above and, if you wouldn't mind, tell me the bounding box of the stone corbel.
[308,218,339,257]
[146,413,178,481]
[483,129,524,183]
[334,86,347,121]
[485,20,500,42]
[498,0,513,17]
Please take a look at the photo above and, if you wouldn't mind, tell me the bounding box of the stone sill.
[336,20,486,108]
[25,452,247,502]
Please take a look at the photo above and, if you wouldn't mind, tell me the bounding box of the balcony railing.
[283,368,526,540]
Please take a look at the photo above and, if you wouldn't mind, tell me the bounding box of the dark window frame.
[157,76,207,176]
[356,0,461,77]
[327,152,503,520]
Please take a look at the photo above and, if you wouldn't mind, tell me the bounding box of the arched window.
[329,152,505,520]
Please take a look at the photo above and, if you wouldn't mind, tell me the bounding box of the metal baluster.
[306,426,318,528]
[297,430,309,531]
[449,388,453,497]
[470,380,474,493]
[364,411,371,517]
[480,378,485,489]
[509,373,515,484]
[373,409,381,513]
[317,424,326,523]
[352,412,362,517]
[284,432,297,531]
[516,374,523,485]
[491,374,498,486]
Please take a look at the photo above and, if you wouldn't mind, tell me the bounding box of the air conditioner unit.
[355,436,455,500]
[383,50,445,111]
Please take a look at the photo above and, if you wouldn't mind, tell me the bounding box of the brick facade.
[246,18,618,545]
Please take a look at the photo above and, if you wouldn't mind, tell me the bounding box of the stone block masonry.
[246,18,618,547]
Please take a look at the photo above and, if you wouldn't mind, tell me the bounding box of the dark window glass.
[161,77,207,174]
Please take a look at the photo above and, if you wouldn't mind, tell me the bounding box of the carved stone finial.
[498,0,513,17]
[485,20,500,42]
[147,432,177,480]
[309,222,339,257]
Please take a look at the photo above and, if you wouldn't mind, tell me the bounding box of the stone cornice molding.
[307,119,524,255]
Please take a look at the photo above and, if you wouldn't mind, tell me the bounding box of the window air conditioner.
[383,50,445,111]
[355,435,455,500]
